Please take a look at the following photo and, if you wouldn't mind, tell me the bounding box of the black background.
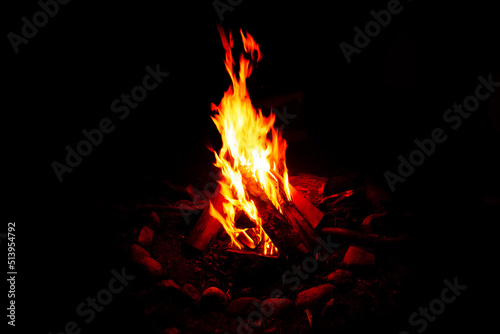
[3,0,499,333]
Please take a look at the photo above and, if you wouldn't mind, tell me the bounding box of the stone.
[201,287,228,305]
[226,297,261,315]
[182,283,201,303]
[295,284,335,309]
[343,246,375,268]
[134,256,163,279]
[324,269,353,285]
[155,279,183,302]
[138,226,154,247]
[158,279,180,291]
[260,298,294,317]
[129,244,150,262]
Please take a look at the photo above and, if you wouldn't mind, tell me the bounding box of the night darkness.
[3,1,499,333]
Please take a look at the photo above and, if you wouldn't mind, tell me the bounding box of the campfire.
[186,27,324,259]
[110,25,418,334]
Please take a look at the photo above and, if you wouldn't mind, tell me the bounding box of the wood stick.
[282,205,319,253]
[185,186,224,252]
[239,168,304,251]
[269,170,324,228]
[240,167,315,258]
[319,190,354,207]
[185,167,324,256]
[252,200,308,259]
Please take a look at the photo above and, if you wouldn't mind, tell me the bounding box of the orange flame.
[209,27,291,256]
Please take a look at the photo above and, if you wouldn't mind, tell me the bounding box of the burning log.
[251,198,310,258]
[282,205,319,253]
[270,170,324,228]
[237,167,305,257]
[185,186,223,252]
[240,167,319,257]
[185,169,325,257]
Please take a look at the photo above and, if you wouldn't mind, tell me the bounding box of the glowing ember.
[208,27,292,257]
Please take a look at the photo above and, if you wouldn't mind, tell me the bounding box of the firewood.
[270,170,324,228]
[240,174,307,257]
[185,185,224,252]
[281,204,319,253]
[186,167,325,257]
[319,190,354,207]
[239,167,317,258]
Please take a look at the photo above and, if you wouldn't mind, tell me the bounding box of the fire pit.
[111,27,416,334]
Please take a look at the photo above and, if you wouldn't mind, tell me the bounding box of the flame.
[208,27,291,256]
